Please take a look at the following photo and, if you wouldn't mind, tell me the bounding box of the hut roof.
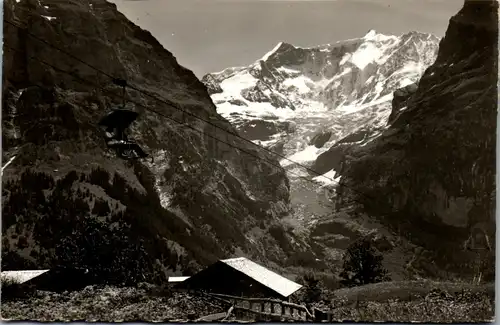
[1,270,50,284]
[168,276,190,283]
[220,257,302,297]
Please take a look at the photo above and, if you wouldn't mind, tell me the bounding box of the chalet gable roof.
[220,257,302,297]
[1,270,50,284]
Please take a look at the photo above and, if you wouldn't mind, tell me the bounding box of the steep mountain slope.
[1,0,296,282]
[332,0,498,280]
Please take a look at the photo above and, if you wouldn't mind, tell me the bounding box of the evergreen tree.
[339,237,390,287]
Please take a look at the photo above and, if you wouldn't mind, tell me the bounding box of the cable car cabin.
[98,109,148,160]
[99,109,139,131]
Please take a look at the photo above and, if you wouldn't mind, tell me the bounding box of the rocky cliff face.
[333,0,497,279]
[1,0,295,282]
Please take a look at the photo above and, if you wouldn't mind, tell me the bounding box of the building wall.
[29,267,90,292]
[177,262,286,299]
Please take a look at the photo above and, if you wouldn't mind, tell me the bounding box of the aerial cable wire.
[4,19,370,194]
[5,44,363,207]
[5,18,425,205]
[4,17,491,256]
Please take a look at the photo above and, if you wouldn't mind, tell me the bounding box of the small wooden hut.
[175,257,302,300]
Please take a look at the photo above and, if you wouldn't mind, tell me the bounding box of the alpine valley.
[2,0,496,287]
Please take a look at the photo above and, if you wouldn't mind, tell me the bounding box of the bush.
[268,224,293,253]
[339,238,390,288]
[1,277,35,301]
[54,217,151,286]
[295,272,323,305]
[317,273,340,291]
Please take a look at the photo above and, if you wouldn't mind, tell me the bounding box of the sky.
[109,0,464,78]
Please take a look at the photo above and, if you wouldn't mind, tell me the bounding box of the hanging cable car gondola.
[98,78,149,160]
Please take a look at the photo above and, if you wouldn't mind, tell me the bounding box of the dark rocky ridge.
[2,0,298,282]
[309,131,333,149]
[333,0,497,279]
[387,83,418,125]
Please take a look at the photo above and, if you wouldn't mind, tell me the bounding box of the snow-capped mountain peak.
[362,29,396,42]
[260,41,292,61]
[364,29,378,39]
[202,30,440,183]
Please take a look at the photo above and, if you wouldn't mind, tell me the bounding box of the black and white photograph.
[1,0,497,322]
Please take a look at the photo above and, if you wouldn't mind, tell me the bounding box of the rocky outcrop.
[388,83,418,125]
[335,0,497,278]
[311,145,349,176]
[200,74,223,95]
[1,0,295,282]
[309,131,332,149]
[237,119,294,142]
